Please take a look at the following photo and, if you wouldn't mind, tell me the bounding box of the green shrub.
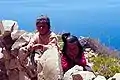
[57,35,64,50]
[90,55,120,79]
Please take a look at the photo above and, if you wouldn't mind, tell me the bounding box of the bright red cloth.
[61,53,86,73]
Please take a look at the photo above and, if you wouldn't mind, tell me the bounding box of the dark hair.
[62,33,83,58]
[36,15,50,29]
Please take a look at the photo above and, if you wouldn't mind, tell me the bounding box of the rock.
[90,50,94,53]
[63,65,83,80]
[0,48,8,80]
[38,47,63,80]
[73,71,96,80]
[0,20,18,35]
[85,48,91,52]
[11,30,26,40]
[11,31,34,49]
[0,60,8,80]
[94,75,106,80]
[108,73,120,80]
[64,71,96,80]
[63,66,96,80]
[0,48,3,59]
[80,37,120,58]
[79,36,88,47]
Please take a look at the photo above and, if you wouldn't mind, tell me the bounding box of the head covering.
[36,15,50,28]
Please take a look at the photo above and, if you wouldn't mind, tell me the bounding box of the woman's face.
[36,22,49,35]
[66,41,79,60]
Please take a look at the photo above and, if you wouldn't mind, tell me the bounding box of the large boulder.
[0,20,18,35]
[73,71,96,80]
[63,65,83,80]
[38,47,63,80]
[63,65,96,80]
[64,71,96,80]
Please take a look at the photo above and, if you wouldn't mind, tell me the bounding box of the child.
[61,33,87,73]
[26,15,59,53]
[19,15,61,80]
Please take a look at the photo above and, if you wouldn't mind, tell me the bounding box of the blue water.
[0,0,120,50]
[18,11,120,50]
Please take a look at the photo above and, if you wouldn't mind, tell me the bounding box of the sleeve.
[78,53,87,67]
[26,33,38,50]
[42,33,59,51]
[61,55,70,73]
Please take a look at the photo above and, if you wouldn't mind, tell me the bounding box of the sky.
[0,0,120,49]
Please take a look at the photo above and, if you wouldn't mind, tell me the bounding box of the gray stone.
[11,30,26,40]
[108,73,120,80]
[11,32,33,50]
[63,65,83,80]
[0,20,18,36]
[64,70,96,80]
[38,47,63,80]
[94,75,106,80]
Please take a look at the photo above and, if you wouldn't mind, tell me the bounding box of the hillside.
[0,20,120,80]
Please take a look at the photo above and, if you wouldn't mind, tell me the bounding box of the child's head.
[36,15,51,35]
[62,33,83,60]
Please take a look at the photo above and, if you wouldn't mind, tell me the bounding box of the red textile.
[61,53,86,73]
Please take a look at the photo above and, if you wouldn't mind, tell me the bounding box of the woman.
[61,33,87,73]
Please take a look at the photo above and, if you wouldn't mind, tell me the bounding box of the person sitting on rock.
[20,15,60,80]
[26,15,59,54]
[61,33,87,73]
[20,15,59,63]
